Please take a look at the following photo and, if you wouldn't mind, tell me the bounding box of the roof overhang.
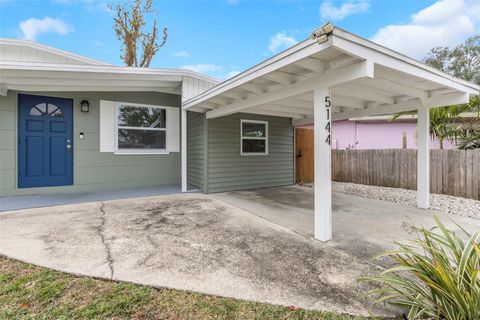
[182,27,479,124]
[0,61,219,95]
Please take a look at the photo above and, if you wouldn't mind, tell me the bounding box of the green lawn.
[0,256,379,320]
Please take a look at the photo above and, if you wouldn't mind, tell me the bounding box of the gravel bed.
[334,182,480,220]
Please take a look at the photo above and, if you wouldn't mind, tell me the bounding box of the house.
[300,114,479,150]
[1,24,478,241]
[330,117,457,150]
[0,38,218,196]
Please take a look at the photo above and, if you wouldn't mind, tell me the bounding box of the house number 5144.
[325,96,331,145]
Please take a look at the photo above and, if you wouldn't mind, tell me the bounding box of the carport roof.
[183,27,479,124]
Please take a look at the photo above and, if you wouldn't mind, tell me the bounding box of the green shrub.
[360,216,480,320]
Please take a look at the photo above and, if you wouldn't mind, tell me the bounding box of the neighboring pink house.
[299,116,458,150]
[330,118,456,150]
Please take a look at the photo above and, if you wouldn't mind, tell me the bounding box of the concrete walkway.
[0,192,391,316]
[213,184,479,261]
[0,184,191,211]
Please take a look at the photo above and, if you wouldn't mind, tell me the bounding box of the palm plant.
[392,35,480,150]
[455,127,480,150]
[391,103,478,149]
[360,217,480,320]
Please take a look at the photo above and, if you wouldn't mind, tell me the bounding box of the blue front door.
[18,94,73,188]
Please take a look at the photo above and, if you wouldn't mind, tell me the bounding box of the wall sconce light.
[80,100,90,113]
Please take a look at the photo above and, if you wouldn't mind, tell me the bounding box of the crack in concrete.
[98,201,114,279]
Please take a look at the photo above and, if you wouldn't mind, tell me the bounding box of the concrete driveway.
[0,193,388,316]
[214,185,480,262]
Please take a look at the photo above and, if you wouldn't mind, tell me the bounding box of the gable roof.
[0,38,219,95]
[0,38,110,66]
[182,25,479,124]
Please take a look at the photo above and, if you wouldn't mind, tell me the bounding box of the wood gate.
[295,128,314,183]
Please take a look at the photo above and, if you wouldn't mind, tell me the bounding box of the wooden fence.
[331,149,480,200]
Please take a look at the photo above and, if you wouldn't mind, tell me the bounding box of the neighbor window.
[116,104,167,153]
[241,120,268,155]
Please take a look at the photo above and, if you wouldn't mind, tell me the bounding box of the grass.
[0,256,377,320]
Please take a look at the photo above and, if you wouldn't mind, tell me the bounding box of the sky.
[0,0,479,80]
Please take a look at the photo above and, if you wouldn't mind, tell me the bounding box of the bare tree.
[110,0,168,67]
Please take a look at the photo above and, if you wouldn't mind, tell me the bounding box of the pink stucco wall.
[300,120,456,150]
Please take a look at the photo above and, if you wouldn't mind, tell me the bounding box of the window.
[115,103,167,154]
[29,103,64,117]
[241,120,268,155]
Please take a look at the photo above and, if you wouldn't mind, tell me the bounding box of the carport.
[181,25,479,241]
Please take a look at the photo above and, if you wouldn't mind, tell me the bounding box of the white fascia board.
[422,92,470,108]
[331,29,479,95]
[6,84,178,93]
[206,60,374,119]
[5,77,178,88]
[183,37,332,109]
[0,61,219,84]
[1,70,182,84]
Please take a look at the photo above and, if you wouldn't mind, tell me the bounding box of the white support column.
[417,106,430,209]
[313,87,332,242]
[181,108,187,192]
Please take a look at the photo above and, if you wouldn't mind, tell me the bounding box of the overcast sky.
[1,0,478,79]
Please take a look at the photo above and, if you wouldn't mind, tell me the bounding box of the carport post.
[417,106,430,209]
[181,108,187,192]
[313,87,332,242]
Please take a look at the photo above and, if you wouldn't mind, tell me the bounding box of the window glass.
[242,122,266,137]
[29,103,47,116]
[241,120,267,155]
[118,129,166,149]
[47,104,64,117]
[117,105,166,128]
[242,139,266,153]
[116,104,167,152]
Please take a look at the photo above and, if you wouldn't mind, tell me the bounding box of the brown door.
[295,128,314,184]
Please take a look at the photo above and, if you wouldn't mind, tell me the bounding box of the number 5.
[325,96,331,108]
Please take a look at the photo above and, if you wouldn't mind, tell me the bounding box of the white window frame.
[240,119,268,156]
[114,102,169,155]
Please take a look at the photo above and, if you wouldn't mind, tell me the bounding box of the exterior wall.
[205,113,294,193]
[300,119,456,150]
[181,76,218,102]
[0,90,181,197]
[187,111,205,189]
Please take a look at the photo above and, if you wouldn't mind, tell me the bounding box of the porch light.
[80,100,90,113]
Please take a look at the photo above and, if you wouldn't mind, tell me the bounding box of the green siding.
[0,91,181,197]
[206,113,294,193]
[187,111,205,189]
